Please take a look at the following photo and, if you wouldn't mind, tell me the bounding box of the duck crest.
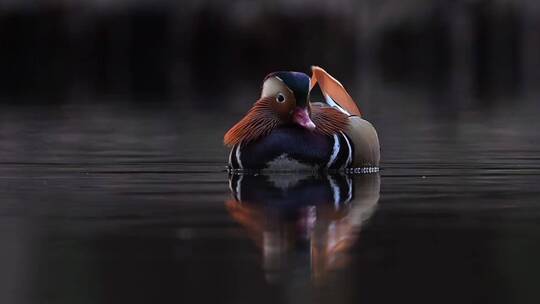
[224,97,279,147]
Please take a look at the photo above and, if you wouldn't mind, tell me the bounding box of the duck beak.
[292,107,316,130]
[310,66,362,117]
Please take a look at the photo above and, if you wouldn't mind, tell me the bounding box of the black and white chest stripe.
[228,143,244,170]
[326,131,353,170]
[228,131,353,170]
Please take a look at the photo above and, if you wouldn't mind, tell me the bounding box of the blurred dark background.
[1,0,539,105]
[2,2,540,304]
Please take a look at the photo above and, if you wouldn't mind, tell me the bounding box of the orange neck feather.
[224,101,350,147]
[224,97,279,147]
[311,104,350,136]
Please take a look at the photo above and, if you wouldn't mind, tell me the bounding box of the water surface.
[1,88,539,304]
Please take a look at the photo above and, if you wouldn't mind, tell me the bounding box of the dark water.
[1,85,540,304]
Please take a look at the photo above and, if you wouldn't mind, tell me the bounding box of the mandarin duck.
[224,66,380,172]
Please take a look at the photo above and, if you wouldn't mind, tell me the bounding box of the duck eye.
[276,93,286,103]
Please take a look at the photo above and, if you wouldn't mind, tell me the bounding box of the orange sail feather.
[310,66,362,117]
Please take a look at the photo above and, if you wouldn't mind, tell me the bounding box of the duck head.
[261,71,315,130]
[224,71,315,147]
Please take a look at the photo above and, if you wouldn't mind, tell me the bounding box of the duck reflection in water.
[226,172,380,282]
